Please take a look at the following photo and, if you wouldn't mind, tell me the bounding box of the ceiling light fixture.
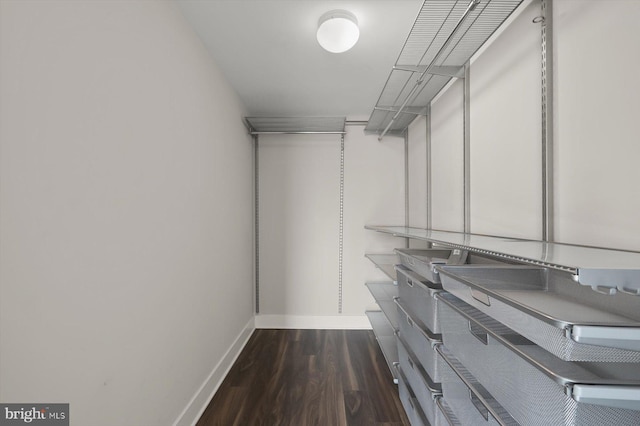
[316,10,359,53]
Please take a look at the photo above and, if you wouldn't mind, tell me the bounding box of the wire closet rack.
[365,0,524,140]
[245,116,346,135]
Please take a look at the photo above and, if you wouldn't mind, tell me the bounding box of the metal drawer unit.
[395,248,465,284]
[435,396,461,426]
[397,336,445,426]
[396,264,442,333]
[435,344,518,426]
[397,366,431,426]
[395,297,456,383]
[437,292,640,426]
[437,264,640,362]
[365,226,640,426]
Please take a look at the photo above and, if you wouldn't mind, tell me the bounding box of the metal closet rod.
[249,131,345,135]
[378,0,480,141]
[248,120,367,135]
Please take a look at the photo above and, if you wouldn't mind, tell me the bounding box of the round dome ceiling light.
[316,10,359,53]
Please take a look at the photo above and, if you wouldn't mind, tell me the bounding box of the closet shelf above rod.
[245,116,346,135]
[365,0,524,140]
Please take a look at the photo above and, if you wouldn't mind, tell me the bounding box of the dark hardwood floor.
[196,329,410,426]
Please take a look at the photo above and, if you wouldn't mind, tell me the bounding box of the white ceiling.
[176,0,424,119]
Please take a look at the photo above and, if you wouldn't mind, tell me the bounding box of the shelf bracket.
[395,65,465,78]
[374,106,427,116]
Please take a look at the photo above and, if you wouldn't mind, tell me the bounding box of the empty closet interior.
[3,0,640,425]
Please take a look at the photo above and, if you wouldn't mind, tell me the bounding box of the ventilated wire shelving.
[245,116,346,135]
[365,0,524,139]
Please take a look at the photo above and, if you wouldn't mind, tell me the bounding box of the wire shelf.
[365,0,524,138]
[365,225,640,295]
[245,116,346,134]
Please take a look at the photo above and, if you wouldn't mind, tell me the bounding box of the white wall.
[258,135,341,319]
[419,0,640,252]
[342,128,405,314]
[469,0,542,239]
[410,2,540,237]
[418,0,640,250]
[408,116,428,229]
[554,0,640,251]
[0,2,254,425]
[430,80,465,232]
[256,126,405,326]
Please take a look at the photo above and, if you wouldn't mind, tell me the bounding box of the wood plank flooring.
[196,329,410,426]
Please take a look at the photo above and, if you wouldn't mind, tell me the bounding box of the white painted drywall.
[258,135,341,317]
[430,80,465,232]
[420,0,640,251]
[409,2,541,237]
[342,128,405,314]
[408,116,428,229]
[257,127,405,323]
[0,2,254,425]
[554,0,640,251]
[469,0,542,239]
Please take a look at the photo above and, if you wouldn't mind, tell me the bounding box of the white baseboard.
[254,314,372,329]
[173,317,255,426]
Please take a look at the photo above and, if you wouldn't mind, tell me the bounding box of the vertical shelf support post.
[253,134,260,314]
[541,0,554,242]
[463,62,471,233]
[426,103,433,248]
[404,130,410,248]
[338,134,345,314]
